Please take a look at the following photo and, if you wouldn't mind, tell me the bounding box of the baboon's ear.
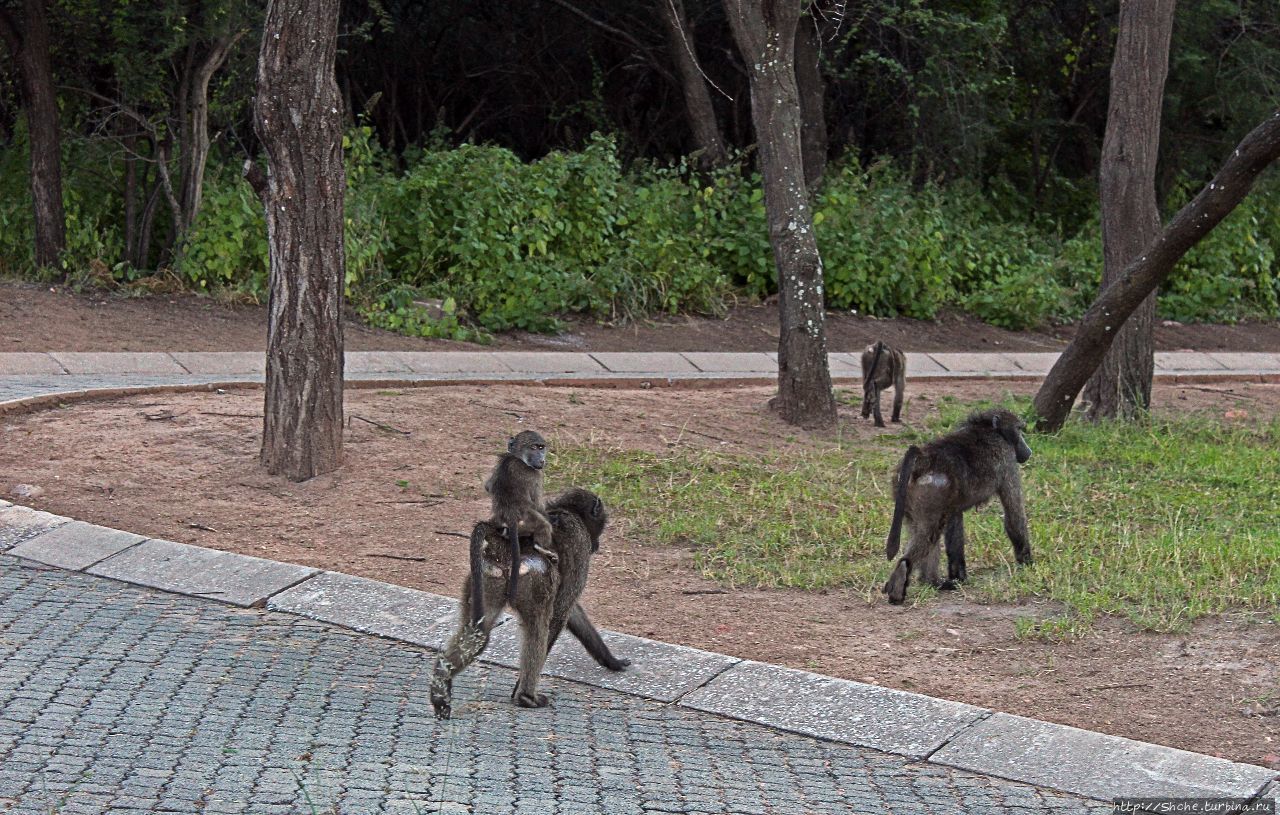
[507,436,516,453]
[591,496,603,518]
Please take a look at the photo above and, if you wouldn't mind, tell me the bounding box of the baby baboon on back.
[883,408,1033,605]
[478,430,554,625]
[430,488,630,719]
[860,341,906,427]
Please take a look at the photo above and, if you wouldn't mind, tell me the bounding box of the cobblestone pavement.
[0,558,1109,815]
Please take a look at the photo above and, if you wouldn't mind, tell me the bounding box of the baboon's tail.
[863,340,885,394]
[886,445,919,560]
[468,523,489,626]
[506,523,521,608]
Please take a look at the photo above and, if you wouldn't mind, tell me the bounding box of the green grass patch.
[552,399,1280,632]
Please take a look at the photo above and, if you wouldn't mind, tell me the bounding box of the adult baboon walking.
[883,408,1033,604]
[430,488,630,719]
[860,341,906,427]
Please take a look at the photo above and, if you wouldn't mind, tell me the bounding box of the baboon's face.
[1014,428,1032,464]
[509,431,548,470]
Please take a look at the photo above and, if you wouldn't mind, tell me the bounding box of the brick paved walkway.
[0,557,1111,815]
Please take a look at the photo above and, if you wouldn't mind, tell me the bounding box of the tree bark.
[1080,0,1174,421]
[252,0,346,481]
[0,0,66,269]
[658,0,728,169]
[1033,110,1280,432]
[725,0,836,428]
[794,10,827,189]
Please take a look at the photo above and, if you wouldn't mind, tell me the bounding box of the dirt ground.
[2,379,1277,767]
[6,279,1280,353]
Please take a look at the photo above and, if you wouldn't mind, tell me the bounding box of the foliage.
[554,398,1280,632]
[4,130,1279,332]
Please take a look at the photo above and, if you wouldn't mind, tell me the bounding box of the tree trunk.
[794,11,827,189]
[250,0,346,481]
[1080,0,1174,421]
[178,32,244,234]
[658,0,728,169]
[725,0,836,428]
[0,0,66,270]
[1033,110,1280,432]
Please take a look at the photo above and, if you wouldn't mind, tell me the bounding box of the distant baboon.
[477,430,554,626]
[860,341,906,427]
[883,408,1033,605]
[431,488,630,719]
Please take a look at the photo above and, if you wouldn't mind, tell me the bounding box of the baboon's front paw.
[606,656,631,672]
[515,692,550,709]
[431,700,452,720]
[1016,552,1034,566]
[938,579,959,591]
[891,418,902,424]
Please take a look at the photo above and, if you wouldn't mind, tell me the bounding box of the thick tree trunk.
[1081,0,1174,421]
[0,0,66,269]
[1033,110,1280,432]
[250,0,346,481]
[725,0,836,428]
[659,0,728,169]
[794,11,827,189]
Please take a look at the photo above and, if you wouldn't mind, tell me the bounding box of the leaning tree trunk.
[1080,0,1175,421]
[248,0,346,481]
[1034,110,1280,432]
[0,0,66,269]
[794,10,827,189]
[659,0,728,170]
[725,0,836,428]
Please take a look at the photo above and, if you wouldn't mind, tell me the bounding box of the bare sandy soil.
[6,280,1280,353]
[2,378,1277,767]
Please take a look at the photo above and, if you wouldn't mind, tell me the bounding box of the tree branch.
[1033,109,1280,431]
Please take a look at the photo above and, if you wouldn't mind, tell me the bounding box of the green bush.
[2,133,1279,334]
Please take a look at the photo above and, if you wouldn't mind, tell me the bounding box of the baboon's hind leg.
[511,590,555,709]
[891,376,904,423]
[430,579,502,720]
[943,513,967,588]
[871,385,886,427]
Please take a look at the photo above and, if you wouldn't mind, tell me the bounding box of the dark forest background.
[1,0,1277,339]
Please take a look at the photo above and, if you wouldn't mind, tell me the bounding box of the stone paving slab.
[682,351,776,372]
[1154,351,1228,371]
[0,504,69,551]
[169,351,266,375]
[482,622,740,703]
[1207,351,1280,371]
[8,520,144,570]
[0,352,65,375]
[490,351,605,373]
[48,351,187,374]
[932,712,1278,801]
[929,352,1025,373]
[267,570,460,647]
[682,660,990,759]
[827,352,863,375]
[396,351,513,373]
[1003,352,1061,373]
[345,350,413,373]
[906,352,949,375]
[87,538,318,607]
[590,352,700,373]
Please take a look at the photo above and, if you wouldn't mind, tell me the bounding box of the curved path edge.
[0,500,1275,807]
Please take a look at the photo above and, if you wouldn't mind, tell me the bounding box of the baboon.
[860,341,906,427]
[431,488,630,719]
[477,430,554,626]
[883,408,1033,605]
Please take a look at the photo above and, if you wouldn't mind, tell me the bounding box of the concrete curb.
[1,511,1274,803]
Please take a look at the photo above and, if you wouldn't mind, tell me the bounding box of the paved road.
[0,558,1107,814]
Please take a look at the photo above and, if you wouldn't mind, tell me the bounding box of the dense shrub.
[2,134,1278,334]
